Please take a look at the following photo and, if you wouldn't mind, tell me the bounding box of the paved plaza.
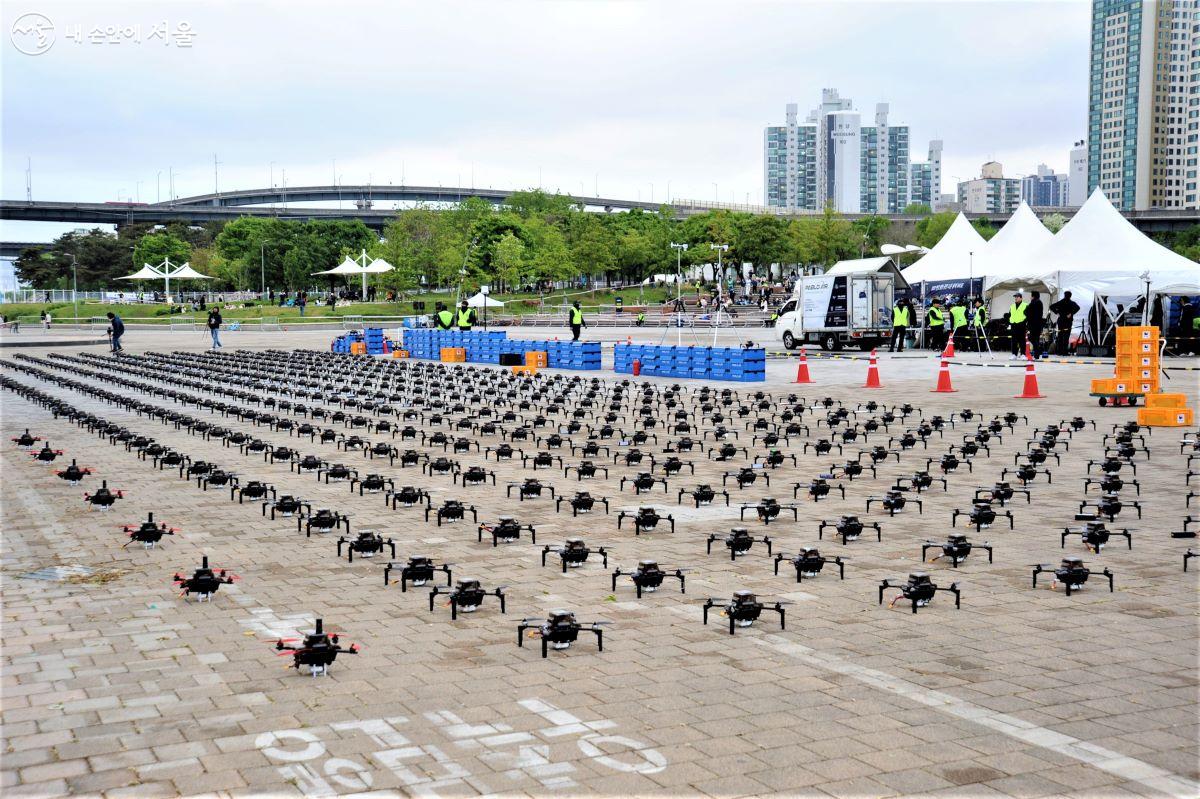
[1,328,1197,798]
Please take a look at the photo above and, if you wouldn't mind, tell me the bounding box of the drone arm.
[1103,569,1115,591]
[599,548,608,568]
[982,544,993,563]
[763,536,773,555]
[1031,566,1043,588]
[878,580,890,604]
[772,604,786,629]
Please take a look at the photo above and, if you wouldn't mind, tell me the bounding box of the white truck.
[775,268,898,351]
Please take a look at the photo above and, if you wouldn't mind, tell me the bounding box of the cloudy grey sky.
[3,0,1089,240]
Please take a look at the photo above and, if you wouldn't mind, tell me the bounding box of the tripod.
[970,317,994,359]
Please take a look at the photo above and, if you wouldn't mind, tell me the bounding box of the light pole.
[156,171,162,203]
[481,284,490,331]
[710,243,729,345]
[67,253,78,324]
[669,242,689,346]
[260,240,271,297]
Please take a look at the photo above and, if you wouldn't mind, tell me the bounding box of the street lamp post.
[67,253,78,325]
[481,284,490,331]
[669,242,689,346]
[710,243,729,346]
[260,240,271,297]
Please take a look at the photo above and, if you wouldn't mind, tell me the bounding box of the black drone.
[723,466,769,489]
[12,428,41,449]
[508,478,556,501]
[773,548,845,583]
[1078,492,1142,522]
[740,497,799,524]
[798,475,846,502]
[383,556,453,591]
[702,591,788,634]
[707,527,773,560]
[478,516,536,546]
[274,618,358,676]
[556,490,610,516]
[1032,558,1114,595]
[430,578,506,620]
[337,531,396,562]
[620,472,668,494]
[83,480,124,510]
[879,573,961,613]
[974,481,1030,507]
[55,459,93,485]
[122,512,177,549]
[895,470,947,493]
[542,538,608,572]
[518,610,607,657]
[616,506,675,535]
[299,508,350,537]
[819,515,881,545]
[678,484,730,508]
[611,560,686,597]
[386,485,430,509]
[1061,519,1132,553]
[265,494,311,519]
[172,555,236,601]
[426,499,478,526]
[921,534,992,567]
[865,488,921,516]
[952,500,1014,531]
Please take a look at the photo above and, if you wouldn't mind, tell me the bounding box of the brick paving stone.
[2,335,1197,798]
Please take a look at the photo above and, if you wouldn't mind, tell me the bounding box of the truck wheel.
[782,332,797,350]
[821,334,842,352]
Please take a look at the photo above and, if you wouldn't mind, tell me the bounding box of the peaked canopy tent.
[898,213,988,285]
[312,250,394,297]
[116,258,212,302]
[465,292,505,308]
[973,201,1054,275]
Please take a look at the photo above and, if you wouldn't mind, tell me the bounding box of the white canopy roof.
[899,213,988,283]
[117,265,162,280]
[312,252,395,276]
[170,263,213,279]
[466,292,505,308]
[984,189,1197,286]
[973,201,1053,276]
[825,256,909,288]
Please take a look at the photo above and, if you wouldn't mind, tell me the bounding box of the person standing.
[455,300,476,331]
[568,301,585,341]
[1048,290,1080,356]
[106,311,125,354]
[949,297,969,349]
[1007,291,1029,358]
[926,298,946,353]
[434,302,454,330]
[889,297,910,353]
[298,292,307,317]
[970,299,988,353]
[207,308,223,349]
[1027,290,1045,359]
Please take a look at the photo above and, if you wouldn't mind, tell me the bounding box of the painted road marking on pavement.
[751,634,1198,798]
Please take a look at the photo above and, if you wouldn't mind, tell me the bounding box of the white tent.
[466,292,505,308]
[973,201,1053,276]
[899,213,988,283]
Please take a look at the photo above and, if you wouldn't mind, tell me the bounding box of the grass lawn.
[1,286,681,325]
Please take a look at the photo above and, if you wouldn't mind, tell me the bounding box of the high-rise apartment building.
[1088,0,1200,210]
[1021,164,1072,207]
[957,162,1022,215]
[763,90,942,213]
[1069,140,1089,206]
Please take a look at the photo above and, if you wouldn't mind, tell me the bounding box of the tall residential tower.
[763,89,942,213]
[1088,0,1200,209]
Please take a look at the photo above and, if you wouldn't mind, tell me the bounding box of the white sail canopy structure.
[972,201,1053,276]
[116,258,212,301]
[312,250,394,296]
[899,213,988,283]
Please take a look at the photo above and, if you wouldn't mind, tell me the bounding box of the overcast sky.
[2,0,1090,241]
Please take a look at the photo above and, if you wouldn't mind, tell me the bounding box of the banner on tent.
[922,278,983,298]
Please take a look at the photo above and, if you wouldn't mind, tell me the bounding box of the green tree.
[491,231,528,288]
[972,218,998,241]
[1042,213,1067,233]
[914,212,957,249]
[902,203,932,215]
[851,215,892,257]
[734,214,789,271]
[132,232,191,270]
[800,204,857,266]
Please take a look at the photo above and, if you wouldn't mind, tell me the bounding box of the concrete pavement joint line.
[751,634,1199,798]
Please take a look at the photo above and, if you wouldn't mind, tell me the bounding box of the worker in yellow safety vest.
[569,301,586,341]
[456,301,477,331]
[889,298,911,353]
[949,298,969,348]
[1007,291,1029,358]
[926,298,946,352]
[434,302,454,330]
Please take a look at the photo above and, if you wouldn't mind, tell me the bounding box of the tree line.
[13,190,1196,293]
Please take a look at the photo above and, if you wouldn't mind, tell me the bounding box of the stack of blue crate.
[331,332,362,354]
[613,344,765,381]
[399,329,601,370]
[364,327,386,355]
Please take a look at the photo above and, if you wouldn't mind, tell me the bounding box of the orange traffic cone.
[942,333,956,358]
[794,347,813,384]
[862,348,883,388]
[931,358,957,393]
[1014,352,1045,399]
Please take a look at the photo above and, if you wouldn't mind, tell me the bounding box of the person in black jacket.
[1026,290,1045,358]
[106,312,125,354]
[1048,290,1080,356]
[207,308,223,349]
